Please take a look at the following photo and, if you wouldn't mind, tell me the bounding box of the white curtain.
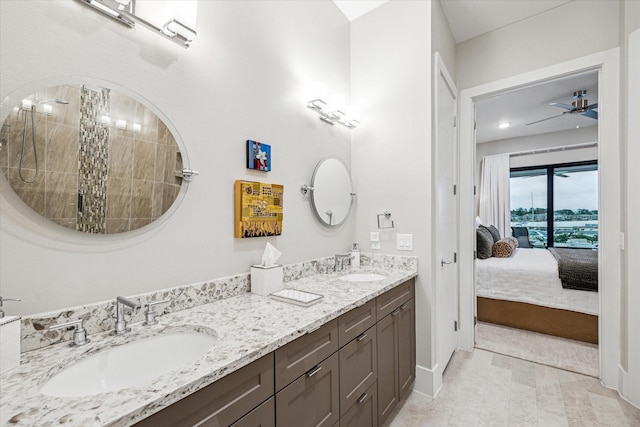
[479,154,511,238]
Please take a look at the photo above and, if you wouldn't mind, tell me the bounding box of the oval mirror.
[310,157,354,227]
[0,83,185,234]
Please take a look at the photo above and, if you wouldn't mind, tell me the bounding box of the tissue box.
[0,316,21,374]
[251,264,283,296]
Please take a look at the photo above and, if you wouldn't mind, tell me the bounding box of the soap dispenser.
[351,243,360,268]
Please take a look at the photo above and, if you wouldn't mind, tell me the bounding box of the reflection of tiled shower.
[0,84,182,233]
[77,85,110,233]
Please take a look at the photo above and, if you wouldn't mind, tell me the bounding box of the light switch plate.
[371,241,381,250]
[370,231,380,242]
[397,234,413,251]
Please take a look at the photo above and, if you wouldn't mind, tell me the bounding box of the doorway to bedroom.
[471,70,600,377]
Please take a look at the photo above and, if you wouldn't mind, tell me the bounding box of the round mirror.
[310,157,354,227]
[0,83,185,234]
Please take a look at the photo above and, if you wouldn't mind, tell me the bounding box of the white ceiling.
[333,0,389,21]
[475,70,598,143]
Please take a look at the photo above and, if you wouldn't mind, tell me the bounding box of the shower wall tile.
[154,143,167,182]
[7,111,45,171]
[157,119,170,144]
[162,183,180,213]
[131,217,153,229]
[45,85,81,128]
[108,133,134,179]
[131,179,153,219]
[7,167,45,214]
[44,171,78,219]
[50,217,76,230]
[163,146,178,184]
[106,218,130,233]
[45,123,78,173]
[106,177,132,219]
[139,107,158,142]
[133,139,155,181]
[151,182,164,219]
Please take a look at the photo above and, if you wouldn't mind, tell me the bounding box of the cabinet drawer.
[338,299,376,347]
[276,352,339,427]
[339,325,377,415]
[376,279,414,319]
[340,381,378,427]
[230,397,275,427]
[133,353,274,427]
[275,319,338,391]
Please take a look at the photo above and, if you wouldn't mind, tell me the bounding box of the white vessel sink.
[339,273,386,282]
[39,331,217,397]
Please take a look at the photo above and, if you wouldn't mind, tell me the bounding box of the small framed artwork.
[234,180,284,238]
[247,140,271,171]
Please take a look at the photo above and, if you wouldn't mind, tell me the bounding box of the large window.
[510,161,598,249]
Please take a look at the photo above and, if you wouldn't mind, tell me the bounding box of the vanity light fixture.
[76,0,197,48]
[101,115,111,125]
[132,123,141,133]
[115,119,127,129]
[306,82,360,129]
[21,99,32,110]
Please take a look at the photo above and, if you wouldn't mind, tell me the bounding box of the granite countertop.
[0,267,417,426]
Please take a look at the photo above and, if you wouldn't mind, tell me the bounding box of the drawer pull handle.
[306,365,322,377]
[400,302,409,310]
[357,393,368,404]
[391,308,401,316]
[356,333,368,342]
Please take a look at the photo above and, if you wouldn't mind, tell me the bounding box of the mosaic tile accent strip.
[20,254,417,352]
[77,85,110,233]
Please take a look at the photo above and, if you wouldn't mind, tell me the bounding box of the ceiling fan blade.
[550,102,574,111]
[581,109,598,120]
[525,113,566,126]
[587,102,598,110]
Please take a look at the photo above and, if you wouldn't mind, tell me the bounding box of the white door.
[435,54,459,373]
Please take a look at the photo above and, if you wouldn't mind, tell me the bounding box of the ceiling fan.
[526,90,598,126]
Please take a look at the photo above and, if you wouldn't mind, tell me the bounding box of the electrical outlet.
[397,234,413,251]
[371,241,381,250]
[370,231,380,242]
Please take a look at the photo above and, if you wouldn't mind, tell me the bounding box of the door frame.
[457,48,621,388]
[433,52,459,395]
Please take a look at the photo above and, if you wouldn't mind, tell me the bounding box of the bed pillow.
[482,224,501,242]
[492,237,517,258]
[476,227,494,259]
[505,235,519,248]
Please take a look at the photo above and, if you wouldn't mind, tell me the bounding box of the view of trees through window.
[510,161,598,249]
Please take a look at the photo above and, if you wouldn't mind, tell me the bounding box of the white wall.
[476,127,599,182]
[0,0,355,315]
[456,0,620,90]
[350,0,434,391]
[431,0,456,79]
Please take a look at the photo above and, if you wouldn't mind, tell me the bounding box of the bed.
[475,247,599,344]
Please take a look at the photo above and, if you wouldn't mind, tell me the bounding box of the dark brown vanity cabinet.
[131,279,415,427]
[376,279,416,426]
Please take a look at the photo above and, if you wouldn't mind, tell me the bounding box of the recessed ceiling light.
[497,122,511,129]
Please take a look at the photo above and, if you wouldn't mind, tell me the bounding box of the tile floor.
[474,322,599,378]
[388,349,640,426]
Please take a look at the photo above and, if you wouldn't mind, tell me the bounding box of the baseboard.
[414,363,441,397]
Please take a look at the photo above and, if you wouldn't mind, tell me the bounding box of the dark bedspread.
[547,247,598,291]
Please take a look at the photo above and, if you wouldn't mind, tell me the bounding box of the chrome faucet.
[50,318,89,346]
[334,253,350,271]
[112,296,140,335]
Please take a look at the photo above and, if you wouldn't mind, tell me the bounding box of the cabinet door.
[133,353,274,427]
[231,397,275,427]
[339,325,377,415]
[275,319,338,392]
[340,381,377,427]
[338,299,376,347]
[276,352,339,427]
[397,299,416,399]
[376,313,398,426]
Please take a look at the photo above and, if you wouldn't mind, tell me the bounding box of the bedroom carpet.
[474,321,599,378]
